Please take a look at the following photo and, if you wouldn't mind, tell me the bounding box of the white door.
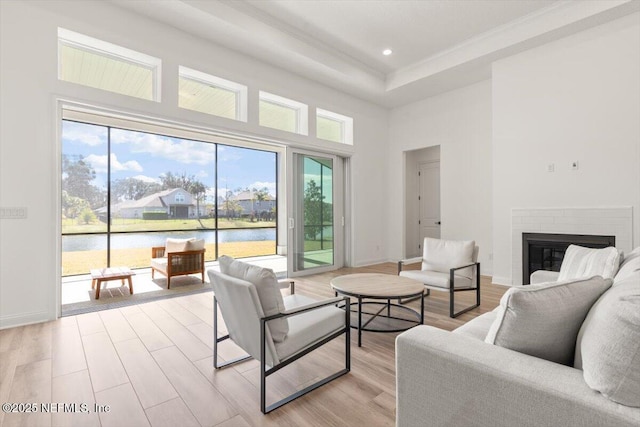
[418,161,440,250]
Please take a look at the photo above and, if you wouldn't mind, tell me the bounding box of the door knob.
[435,221,441,225]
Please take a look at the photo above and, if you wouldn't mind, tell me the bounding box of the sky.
[62,120,277,200]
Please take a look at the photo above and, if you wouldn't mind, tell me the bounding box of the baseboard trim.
[352,258,389,268]
[492,276,514,287]
[0,310,54,330]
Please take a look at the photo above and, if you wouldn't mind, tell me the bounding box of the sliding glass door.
[288,151,344,275]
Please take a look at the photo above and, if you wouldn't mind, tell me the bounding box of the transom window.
[179,66,247,121]
[316,109,353,144]
[259,91,308,135]
[58,28,161,101]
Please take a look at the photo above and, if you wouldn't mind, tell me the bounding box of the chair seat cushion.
[275,295,345,361]
[452,308,498,341]
[151,257,167,272]
[399,270,472,289]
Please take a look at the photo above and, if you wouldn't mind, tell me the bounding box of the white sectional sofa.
[396,246,640,427]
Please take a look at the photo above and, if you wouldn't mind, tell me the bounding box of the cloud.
[85,153,143,174]
[248,181,276,197]
[131,175,160,184]
[62,122,106,146]
[110,129,216,165]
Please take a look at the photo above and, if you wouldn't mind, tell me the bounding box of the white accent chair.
[398,238,480,318]
[208,256,350,413]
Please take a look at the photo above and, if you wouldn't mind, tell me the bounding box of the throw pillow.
[615,247,640,282]
[576,272,640,407]
[166,237,193,253]
[185,239,205,251]
[423,238,475,279]
[485,276,612,365]
[218,255,289,342]
[558,244,620,281]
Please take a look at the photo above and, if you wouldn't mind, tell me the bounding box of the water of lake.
[62,228,276,251]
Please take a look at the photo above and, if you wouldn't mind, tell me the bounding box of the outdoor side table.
[90,267,135,299]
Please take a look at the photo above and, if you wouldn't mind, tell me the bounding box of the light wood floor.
[0,263,507,427]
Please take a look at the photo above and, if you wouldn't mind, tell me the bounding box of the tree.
[80,208,97,225]
[303,179,324,240]
[61,190,92,220]
[112,177,161,201]
[222,191,242,219]
[246,187,270,221]
[62,155,106,209]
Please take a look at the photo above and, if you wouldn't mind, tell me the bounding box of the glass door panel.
[290,152,343,274]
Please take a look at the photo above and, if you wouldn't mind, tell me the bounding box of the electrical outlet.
[547,163,555,172]
[571,161,579,170]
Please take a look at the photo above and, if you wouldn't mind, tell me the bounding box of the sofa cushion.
[615,247,640,282]
[275,294,345,360]
[422,238,475,280]
[399,269,472,289]
[165,237,193,253]
[485,276,612,365]
[218,255,289,342]
[575,271,640,407]
[558,245,620,281]
[453,309,498,341]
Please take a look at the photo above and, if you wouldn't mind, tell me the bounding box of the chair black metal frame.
[213,295,351,414]
[398,261,481,318]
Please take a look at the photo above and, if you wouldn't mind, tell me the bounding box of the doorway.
[405,146,440,258]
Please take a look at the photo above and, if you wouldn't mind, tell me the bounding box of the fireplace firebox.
[522,233,615,285]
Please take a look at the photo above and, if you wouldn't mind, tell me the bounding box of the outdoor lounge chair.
[151,238,206,288]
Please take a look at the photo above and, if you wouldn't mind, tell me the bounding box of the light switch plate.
[0,207,27,219]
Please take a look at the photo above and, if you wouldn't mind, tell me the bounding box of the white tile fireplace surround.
[511,207,633,286]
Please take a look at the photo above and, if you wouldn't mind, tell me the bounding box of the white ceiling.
[112,0,640,107]
[242,0,556,74]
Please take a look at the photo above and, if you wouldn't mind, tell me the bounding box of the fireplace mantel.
[510,207,632,286]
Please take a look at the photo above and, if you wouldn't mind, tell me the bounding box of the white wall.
[388,80,493,273]
[492,13,640,285]
[0,0,388,328]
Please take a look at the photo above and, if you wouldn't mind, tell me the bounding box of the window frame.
[57,28,162,102]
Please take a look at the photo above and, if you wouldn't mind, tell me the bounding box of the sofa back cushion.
[615,247,640,282]
[422,238,476,280]
[575,271,640,407]
[185,239,205,251]
[166,237,193,253]
[485,276,612,365]
[558,245,620,281]
[218,255,289,342]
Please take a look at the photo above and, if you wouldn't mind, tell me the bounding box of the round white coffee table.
[330,273,425,347]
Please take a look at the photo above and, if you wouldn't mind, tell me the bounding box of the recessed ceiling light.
[382,49,392,56]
